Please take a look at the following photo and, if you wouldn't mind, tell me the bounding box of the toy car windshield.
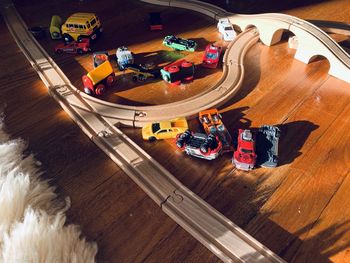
[152,123,161,133]
[206,53,219,59]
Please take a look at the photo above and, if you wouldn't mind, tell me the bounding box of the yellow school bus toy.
[61,13,102,43]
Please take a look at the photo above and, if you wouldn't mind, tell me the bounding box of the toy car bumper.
[202,61,218,68]
[150,25,163,30]
[232,160,254,171]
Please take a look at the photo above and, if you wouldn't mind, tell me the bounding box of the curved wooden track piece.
[0,0,284,262]
[144,0,350,84]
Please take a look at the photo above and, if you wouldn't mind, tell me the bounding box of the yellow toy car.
[142,118,188,141]
[61,13,102,43]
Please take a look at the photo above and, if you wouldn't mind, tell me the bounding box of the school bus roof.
[66,13,96,23]
[87,61,113,85]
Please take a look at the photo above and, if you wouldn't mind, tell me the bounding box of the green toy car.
[163,35,197,52]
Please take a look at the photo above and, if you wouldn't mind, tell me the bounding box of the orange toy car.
[199,108,233,152]
[199,108,223,134]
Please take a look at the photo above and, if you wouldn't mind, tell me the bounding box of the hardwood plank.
[291,170,350,262]
[245,80,350,261]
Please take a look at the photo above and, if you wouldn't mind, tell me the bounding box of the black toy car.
[124,63,160,81]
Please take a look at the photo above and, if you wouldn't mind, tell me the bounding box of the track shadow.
[133,50,186,67]
[277,120,319,166]
[189,37,211,52]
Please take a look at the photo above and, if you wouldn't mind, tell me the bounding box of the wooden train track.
[144,0,350,84]
[0,1,285,262]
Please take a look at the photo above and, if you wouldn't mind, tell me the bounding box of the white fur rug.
[0,114,97,262]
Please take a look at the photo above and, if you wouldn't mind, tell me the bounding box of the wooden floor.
[1,0,350,262]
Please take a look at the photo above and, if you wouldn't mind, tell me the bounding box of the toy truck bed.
[87,60,113,85]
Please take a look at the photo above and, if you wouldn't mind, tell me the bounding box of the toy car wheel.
[55,49,63,54]
[132,75,138,82]
[166,41,171,45]
[62,33,73,43]
[106,75,115,87]
[176,141,186,150]
[138,75,146,81]
[29,26,45,39]
[51,32,60,39]
[148,136,156,142]
[163,75,170,82]
[77,49,83,55]
[77,36,84,42]
[84,87,93,95]
[95,84,105,95]
[200,145,211,156]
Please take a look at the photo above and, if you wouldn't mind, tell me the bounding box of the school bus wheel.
[77,35,87,43]
[62,33,73,43]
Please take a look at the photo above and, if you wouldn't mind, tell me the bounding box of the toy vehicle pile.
[49,11,278,171]
[49,11,239,96]
[142,108,281,171]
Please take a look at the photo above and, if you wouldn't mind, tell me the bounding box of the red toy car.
[232,129,257,171]
[202,44,222,68]
[55,39,91,55]
[161,59,195,86]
